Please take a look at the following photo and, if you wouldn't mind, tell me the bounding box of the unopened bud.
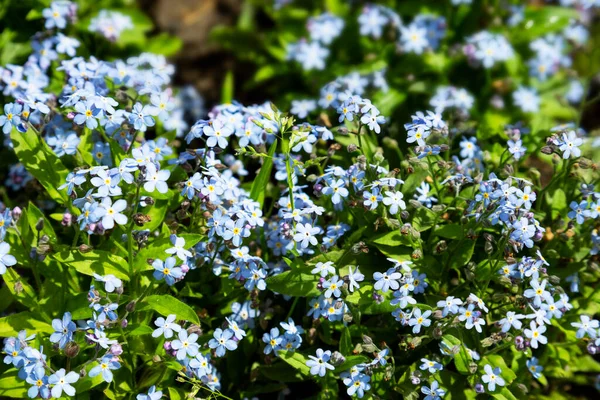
[65,342,80,358]
[330,351,345,365]
[382,137,398,150]
[110,343,123,356]
[78,244,93,253]
[126,301,136,313]
[11,207,22,221]
[578,158,592,169]
[187,324,202,335]
[540,146,553,155]
[35,218,44,231]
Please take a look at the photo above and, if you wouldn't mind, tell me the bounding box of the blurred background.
[3,0,599,135]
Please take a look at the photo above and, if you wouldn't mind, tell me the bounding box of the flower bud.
[78,244,93,253]
[330,351,346,365]
[65,341,80,358]
[187,324,202,335]
[540,146,553,155]
[484,241,494,254]
[126,301,136,313]
[11,207,22,221]
[61,212,73,227]
[121,319,128,328]
[35,218,44,231]
[578,157,592,169]
[378,136,398,151]
[347,144,358,153]
[110,343,123,356]
[164,341,172,351]
[475,383,485,393]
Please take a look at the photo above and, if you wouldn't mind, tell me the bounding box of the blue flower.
[89,355,121,383]
[322,275,343,298]
[559,130,583,159]
[497,311,525,333]
[48,368,79,398]
[526,357,543,380]
[420,358,443,373]
[436,296,462,317]
[0,103,25,134]
[568,200,588,224]
[129,102,155,132]
[93,303,119,323]
[342,372,371,398]
[293,223,320,248]
[137,385,163,400]
[77,201,104,230]
[208,328,238,357]
[49,312,76,349]
[152,314,181,339]
[408,308,432,334]
[59,172,86,195]
[153,257,183,286]
[46,131,80,157]
[0,242,17,275]
[306,348,334,377]
[481,364,505,391]
[571,315,599,339]
[421,380,445,400]
[172,330,200,360]
[26,366,50,399]
[373,268,401,292]
[363,188,382,210]
[322,179,348,205]
[74,100,101,129]
[262,327,282,355]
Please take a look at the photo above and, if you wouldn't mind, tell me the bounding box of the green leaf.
[221,70,234,104]
[167,387,187,400]
[146,33,183,56]
[277,351,310,375]
[26,202,56,243]
[334,355,370,373]
[138,294,200,325]
[491,388,518,400]
[0,369,27,398]
[442,335,473,375]
[10,128,70,205]
[51,249,130,281]
[127,324,154,336]
[370,230,415,247]
[133,234,204,272]
[434,224,463,240]
[513,6,579,43]
[2,269,38,309]
[0,312,53,337]
[448,239,476,271]
[265,270,320,297]
[412,207,437,232]
[77,128,96,166]
[340,326,352,355]
[249,139,278,208]
[481,354,517,385]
